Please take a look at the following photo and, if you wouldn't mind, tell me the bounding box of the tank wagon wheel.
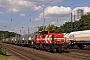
[79,47,83,49]
[78,45,83,49]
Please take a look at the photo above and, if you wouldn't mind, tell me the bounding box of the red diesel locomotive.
[34,30,68,53]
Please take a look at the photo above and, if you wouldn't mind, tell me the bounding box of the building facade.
[75,9,84,20]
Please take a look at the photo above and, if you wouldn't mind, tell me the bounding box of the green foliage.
[38,26,46,31]
[55,27,64,33]
[38,24,57,32]
[0,31,20,40]
[0,44,6,55]
[79,14,90,30]
[46,24,56,32]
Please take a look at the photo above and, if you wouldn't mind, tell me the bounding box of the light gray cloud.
[0,0,63,13]
[0,11,3,14]
[35,6,71,23]
[26,0,63,2]
[20,13,26,16]
[0,0,42,13]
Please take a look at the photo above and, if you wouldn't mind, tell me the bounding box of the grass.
[0,41,8,60]
[0,44,6,55]
[0,40,7,60]
[0,55,7,60]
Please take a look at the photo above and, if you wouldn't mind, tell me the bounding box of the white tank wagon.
[21,35,27,44]
[17,34,34,46]
[66,30,90,49]
[17,36,21,44]
[9,37,17,44]
[26,34,34,46]
[64,33,71,44]
[2,38,9,43]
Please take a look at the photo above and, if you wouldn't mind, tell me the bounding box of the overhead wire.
[12,0,54,28]
[9,0,27,30]
[45,13,70,25]
[9,0,54,33]
[10,0,71,32]
[11,0,28,20]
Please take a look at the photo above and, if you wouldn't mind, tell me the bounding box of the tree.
[38,26,46,31]
[73,21,79,31]
[0,31,20,40]
[46,24,56,32]
[79,13,90,30]
[55,27,64,33]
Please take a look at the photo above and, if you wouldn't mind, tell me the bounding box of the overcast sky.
[0,0,90,34]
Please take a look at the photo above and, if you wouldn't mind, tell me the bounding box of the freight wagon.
[66,30,90,49]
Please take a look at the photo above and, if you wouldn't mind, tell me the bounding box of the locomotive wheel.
[57,48,64,53]
[46,47,51,52]
[79,46,83,49]
[35,45,39,50]
[52,48,57,53]
[39,44,43,50]
[47,49,51,52]
[78,45,83,49]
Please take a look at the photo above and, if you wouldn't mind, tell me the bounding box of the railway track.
[2,43,90,60]
[68,49,90,54]
[61,49,90,60]
[3,43,65,60]
[4,44,49,60]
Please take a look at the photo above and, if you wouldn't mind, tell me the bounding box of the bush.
[0,44,6,55]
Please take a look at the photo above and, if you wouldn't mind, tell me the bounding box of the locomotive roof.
[38,30,53,34]
[39,31,48,34]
